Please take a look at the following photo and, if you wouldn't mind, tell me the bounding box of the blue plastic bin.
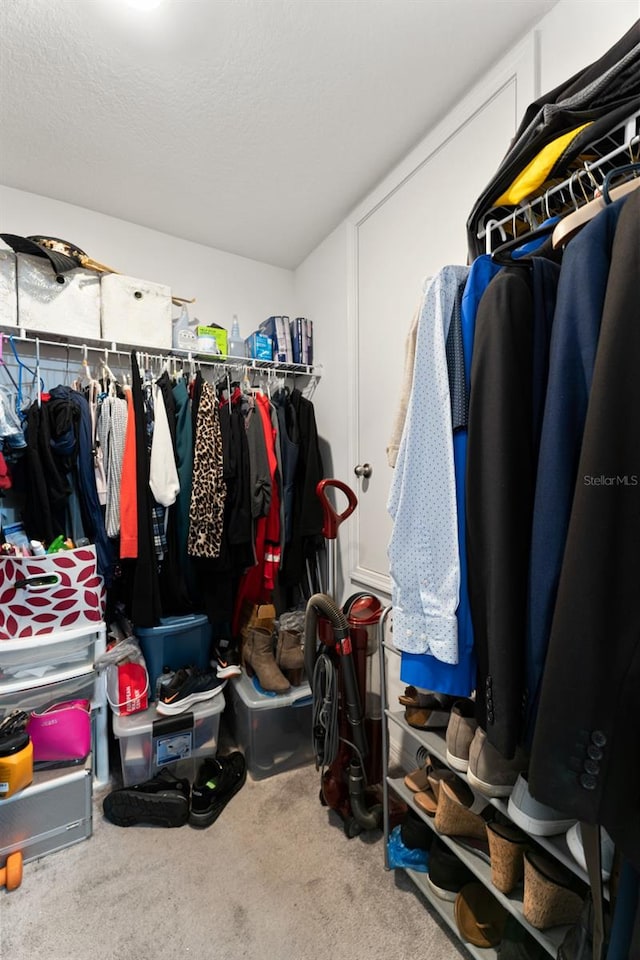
[136,614,212,700]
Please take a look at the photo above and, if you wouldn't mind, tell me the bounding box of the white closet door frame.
[345,33,540,596]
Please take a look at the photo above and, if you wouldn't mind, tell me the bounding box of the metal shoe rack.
[377,606,602,960]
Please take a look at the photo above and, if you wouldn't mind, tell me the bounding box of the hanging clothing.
[524,197,627,744]
[119,386,138,558]
[529,190,640,869]
[129,353,162,627]
[47,385,114,584]
[171,375,193,572]
[279,387,324,595]
[466,256,559,759]
[188,378,226,559]
[149,381,179,508]
[272,387,300,544]
[386,303,421,469]
[387,265,469,665]
[96,394,128,539]
[88,381,107,508]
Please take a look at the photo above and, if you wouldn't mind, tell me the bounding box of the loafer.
[446,699,478,772]
[467,727,528,798]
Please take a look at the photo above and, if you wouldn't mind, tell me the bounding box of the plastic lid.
[230,672,312,711]
[112,692,224,736]
[134,613,209,637]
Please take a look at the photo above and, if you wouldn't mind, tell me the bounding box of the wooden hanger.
[552,163,640,248]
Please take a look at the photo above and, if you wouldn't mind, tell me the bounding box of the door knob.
[354,463,372,479]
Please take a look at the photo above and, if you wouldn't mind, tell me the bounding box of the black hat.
[0,234,80,275]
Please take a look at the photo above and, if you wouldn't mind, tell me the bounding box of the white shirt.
[387,264,469,663]
[149,381,180,508]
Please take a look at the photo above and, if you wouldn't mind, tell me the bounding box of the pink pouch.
[26,699,91,762]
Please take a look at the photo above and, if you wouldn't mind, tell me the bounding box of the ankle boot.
[275,628,304,685]
[242,627,290,693]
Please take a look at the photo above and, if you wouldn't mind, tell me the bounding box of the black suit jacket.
[529,190,640,868]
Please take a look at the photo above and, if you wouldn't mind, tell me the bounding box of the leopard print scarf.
[188,380,226,558]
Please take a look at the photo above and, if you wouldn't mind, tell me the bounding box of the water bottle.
[227,314,246,358]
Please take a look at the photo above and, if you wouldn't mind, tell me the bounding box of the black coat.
[529,190,640,868]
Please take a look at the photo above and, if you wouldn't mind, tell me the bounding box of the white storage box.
[0,759,92,864]
[0,249,17,326]
[112,694,224,786]
[226,673,314,780]
[0,623,105,683]
[17,253,101,338]
[0,545,105,640]
[101,273,172,349]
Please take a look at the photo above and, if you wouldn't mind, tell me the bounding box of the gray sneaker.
[467,727,528,798]
[445,699,477,772]
[507,774,576,836]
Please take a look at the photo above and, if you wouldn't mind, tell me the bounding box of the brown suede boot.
[275,628,304,686]
[242,627,290,693]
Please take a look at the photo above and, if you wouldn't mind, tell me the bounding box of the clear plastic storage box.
[226,673,314,780]
[112,693,224,786]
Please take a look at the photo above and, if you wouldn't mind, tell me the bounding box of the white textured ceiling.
[0,0,557,268]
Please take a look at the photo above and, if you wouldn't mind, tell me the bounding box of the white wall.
[0,185,295,338]
[293,0,639,606]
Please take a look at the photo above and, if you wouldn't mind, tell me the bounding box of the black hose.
[348,758,382,831]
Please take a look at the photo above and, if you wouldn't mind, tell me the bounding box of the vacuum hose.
[305,593,381,832]
[348,759,383,831]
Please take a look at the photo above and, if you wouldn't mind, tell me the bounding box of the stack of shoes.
[103,768,190,828]
[190,752,247,829]
[400,687,455,729]
[404,755,458,817]
[156,666,227,716]
[467,727,528,799]
[103,753,247,830]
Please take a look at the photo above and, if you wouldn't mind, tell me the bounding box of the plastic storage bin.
[112,694,224,786]
[0,624,105,683]
[0,664,98,718]
[226,673,314,780]
[136,614,212,699]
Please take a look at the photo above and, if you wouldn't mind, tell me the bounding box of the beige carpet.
[1,758,465,960]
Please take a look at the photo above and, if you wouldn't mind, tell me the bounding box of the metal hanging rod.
[479,108,640,253]
[0,326,320,378]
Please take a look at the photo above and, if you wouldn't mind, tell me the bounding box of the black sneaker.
[189,752,247,829]
[211,638,242,679]
[156,668,227,716]
[103,768,190,828]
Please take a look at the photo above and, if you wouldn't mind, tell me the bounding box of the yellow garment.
[495,122,593,206]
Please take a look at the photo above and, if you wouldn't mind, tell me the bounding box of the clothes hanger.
[7,335,45,417]
[490,221,556,266]
[552,159,640,248]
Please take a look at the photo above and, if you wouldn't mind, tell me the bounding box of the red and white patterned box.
[0,547,105,640]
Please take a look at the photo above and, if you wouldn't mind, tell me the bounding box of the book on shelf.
[259,316,291,363]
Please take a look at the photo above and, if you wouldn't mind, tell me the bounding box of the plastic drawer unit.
[0,759,92,864]
[0,623,106,683]
[112,694,224,786]
[226,673,314,780]
[135,614,212,699]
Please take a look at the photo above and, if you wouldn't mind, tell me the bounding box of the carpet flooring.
[1,756,465,960]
